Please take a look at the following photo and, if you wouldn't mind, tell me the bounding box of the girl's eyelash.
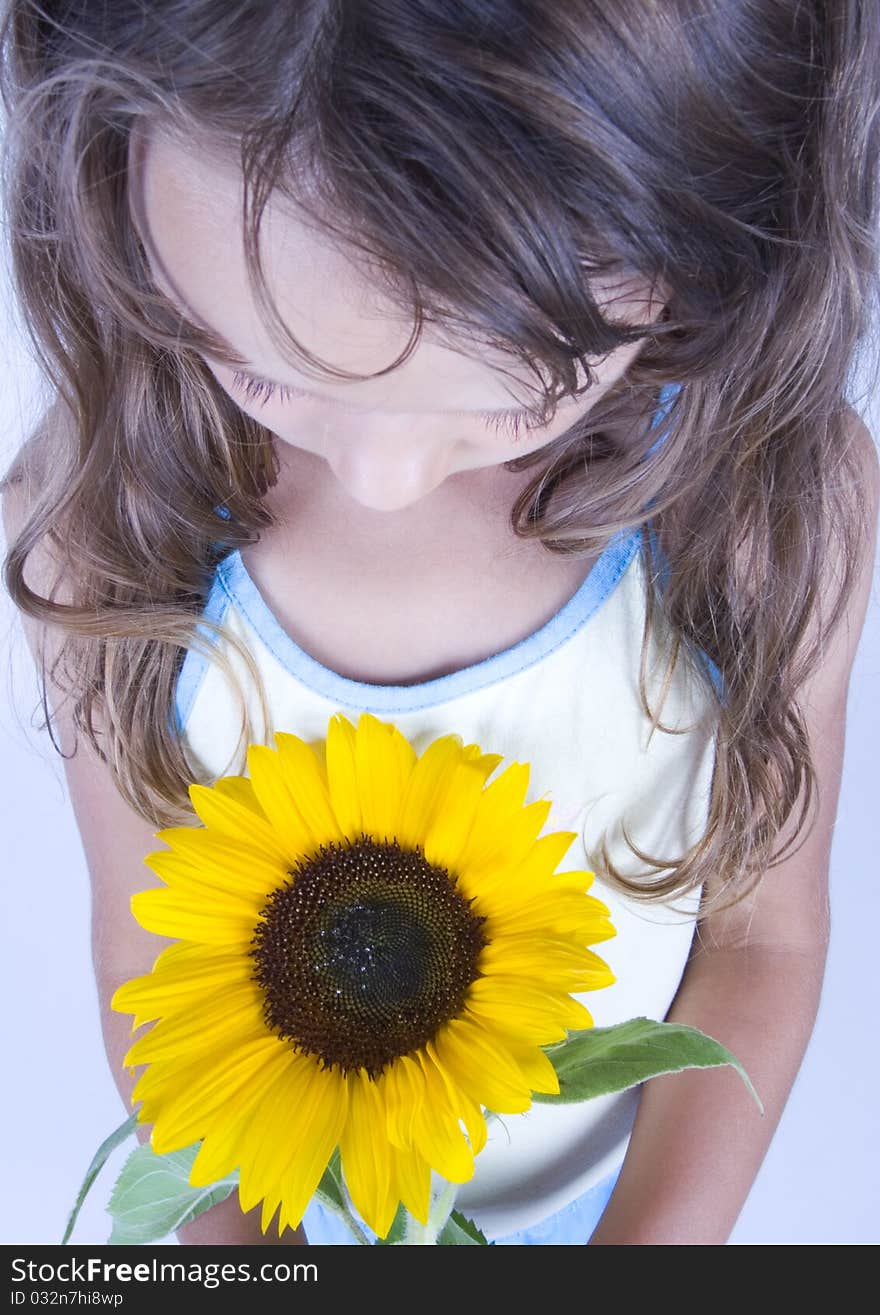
[229,369,550,440]
[231,371,300,406]
[481,408,548,439]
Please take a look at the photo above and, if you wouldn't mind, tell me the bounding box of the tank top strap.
[646,381,681,459]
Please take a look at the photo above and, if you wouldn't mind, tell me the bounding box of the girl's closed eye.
[228,369,552,440]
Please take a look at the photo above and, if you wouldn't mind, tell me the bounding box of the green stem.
[62,1112,139,1245]
[312,1189,372,1246]
[402,1178,459,1245]
[334,1208,372,1247]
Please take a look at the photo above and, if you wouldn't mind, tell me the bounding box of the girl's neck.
[261,444,535,553]
[235,386,657,685]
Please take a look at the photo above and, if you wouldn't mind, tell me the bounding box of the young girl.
[1,1,878,1246]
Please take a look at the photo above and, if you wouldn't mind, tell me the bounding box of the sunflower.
[112,713,616,1238]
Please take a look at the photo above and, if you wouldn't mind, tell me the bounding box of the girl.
[1,0,878,1247]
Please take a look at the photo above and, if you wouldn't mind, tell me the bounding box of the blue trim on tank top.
[174,382,723,731]
[173,568,233,735]
[212,519,648,714]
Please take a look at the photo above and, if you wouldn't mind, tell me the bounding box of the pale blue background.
[1,220,877,1247]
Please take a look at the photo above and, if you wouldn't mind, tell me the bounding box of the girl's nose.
[326,418,454,511]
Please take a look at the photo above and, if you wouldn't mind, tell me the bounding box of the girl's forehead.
[128,123,653,413]
[127,124,539,411]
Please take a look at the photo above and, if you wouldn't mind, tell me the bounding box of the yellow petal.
[188,1119,250,1186]
[324,715,362,841]
[458,1088,488,1156]
[409,1051,475,1184]
[146,828,289,901]
[129,888,258,945]
[238,1052,344,1215]
[432,1017,533,1114]
[124,983,265,1066]
[140,849,267,916]
[422,1040,488,1157]
[485,896,615,943]
[458,830,578,903]
[246,744,315,859]
[185,1047,299,1185]
[261,1191,283,1236]
[351,714,413,842]
[272,732,344,848]
[454,762,537,874]
[390,1141,432,1226]
[421,757,488,873]
[477,869,606,919]
[463,748,505,781]
[395,734,466,849]
[271,1058,349,1231]
[237,1056,321,1213]
[463,998,568,1046]
[468,973,591,1016]
[505,1042,561,1096]
[340,1069,397,1238]
[187,782,290,865]
[478,934,608,976]
[208,774,264,812]
[386,723,421,802]
[148,1037,285,1153]
[384,1053,424,1151]
[112,951,252,1029]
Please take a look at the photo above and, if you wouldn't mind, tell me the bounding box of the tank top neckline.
[212,520,645,714]
[203,385,680,715]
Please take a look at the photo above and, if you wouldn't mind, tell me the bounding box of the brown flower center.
[250,837,487,1076]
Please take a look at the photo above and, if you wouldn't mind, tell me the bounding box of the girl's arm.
[589,413,879,1245]
[2,477,307,1247]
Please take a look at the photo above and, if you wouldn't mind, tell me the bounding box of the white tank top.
[174,383,721,1239]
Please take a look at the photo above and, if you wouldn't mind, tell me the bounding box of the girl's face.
[129,125,662,512]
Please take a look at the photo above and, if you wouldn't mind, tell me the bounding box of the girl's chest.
[239,482,598,686]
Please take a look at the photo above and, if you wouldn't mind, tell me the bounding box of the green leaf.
[107,1141,238,1244]
[438,1210,489,1245]
[534,1017,763,1113]
[312,1147,348,1216]
[62,1112,139,1244]
[374,1204,408,1245]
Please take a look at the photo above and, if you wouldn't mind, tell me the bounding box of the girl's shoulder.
[843,406,880,506]
[1,393,72,497]
[812,406,879,686]
[2,398,74,580]
[2,411,80,749]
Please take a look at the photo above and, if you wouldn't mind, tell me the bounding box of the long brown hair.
[1,1,878,918]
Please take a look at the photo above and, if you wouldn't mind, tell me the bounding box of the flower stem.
[314,1171,373,1245]
[340,1213,372,1246]
[403,1178,459,1245]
